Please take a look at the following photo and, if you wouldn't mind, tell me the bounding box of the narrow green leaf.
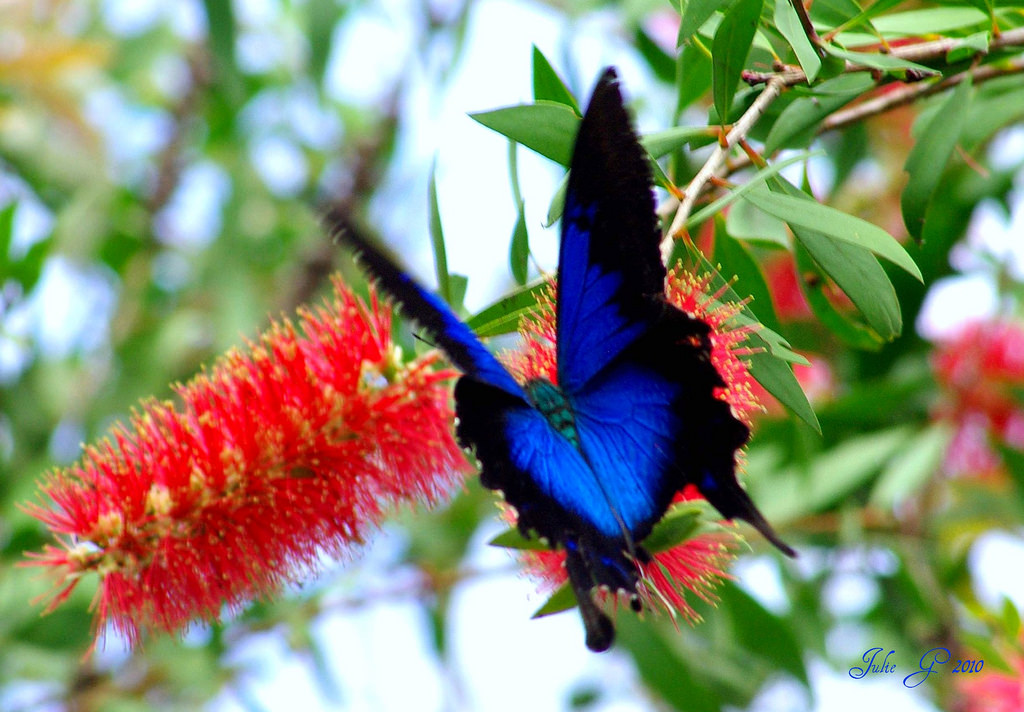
[712,0,764,124]
[677,41,713,114]
[427,163,452,305]
[870,423,953,508]
[532,583,577,618]
[470,103,580,166]
[545,175,568,227]
[465,282,547,337]
[642,502,712,553]
[823,44,937,76]
[616,622,721,712]
[720,583,809,684]
[726,198,789,247]
[744,338,821,432]
[1002,597,1021,640]
[449,274,468,311]
[680,0,726,41]
[742,188,922,281]
[946,31,990,64]
[793,238,886,349]
[687,150,823,229]
[489,527,550,551]
[871,7,988,35]
[635,27,676,83]
[0,201,15,274]
[509,203,530,285]
[713,226,781,333]
[531,46,579,112]
[774,0,821,82]
[641,126,715,158]
[902,76,972,241]
[201,0,237,77]
[307,0,345,87]
[764,74,873,153]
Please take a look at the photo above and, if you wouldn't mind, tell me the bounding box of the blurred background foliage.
[2,0,1024,710]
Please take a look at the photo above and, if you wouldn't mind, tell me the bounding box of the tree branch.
[661,76,786,262]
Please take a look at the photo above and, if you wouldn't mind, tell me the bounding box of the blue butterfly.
[333,68,794,652]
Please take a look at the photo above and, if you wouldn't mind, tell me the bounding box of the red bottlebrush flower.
[501,268,761,621]
[22,276,466,646]
[957,654,1024,712]
[933,319,1024,477]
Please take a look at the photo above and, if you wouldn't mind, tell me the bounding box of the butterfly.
[332,67,795,652]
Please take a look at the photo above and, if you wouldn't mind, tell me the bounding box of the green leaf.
[774,0,821,82]
[1001,597,1021,640]
[531,46,579,113]
[687,150,823,229]
[764,74,873,153]
[822,44,938,76]
[712,0,764,124]
[742,188,922,281]
[0,201,15,274]
[726,197,789,247]
[750,428,912,523]
[532,583,577,618]
[871,7,988,35]
[713,226,781,333]
[680,0,726,41]
[744,337,820,432]
[509,203,530,285]
[870,423,952,508]
[641,126,715,158]
[719,583,809,684]
[946,31,990,64]
[465,282,548,337]
[427,162,453,305]
[307,0,345,87]
[793,237,886,349]
[642,501,715,552]
[470,103,580,166]
[902,77,972,241]
[488,527,550,551]
[201,0,238,79]
[635,27,676,83]
[677,41,714,114]
[545,175,568,227]
[616,621,721,712]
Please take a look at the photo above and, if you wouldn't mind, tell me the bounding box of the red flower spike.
[502,270,760,621]
[23,276,466,647]
[933,319,1024,478]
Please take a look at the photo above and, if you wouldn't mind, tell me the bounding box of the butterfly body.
[334,67,794,652]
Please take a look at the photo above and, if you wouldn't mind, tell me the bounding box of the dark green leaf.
[616,621,721,712]
[719,583,809,684]
[793,237,886,349]
[946,31,989,64]
[0,201,15,274]
[642,502,712,552]
[742,188,922,280]
[902,77,972,241]
[744,337,820,432]
[509,203,530,285]
[488,527,550,551]
[307,0,345,87]
[532,583,577,618]
[712,0,764,124]
[635,27,676,83]
[531,46,580,113]
[470,103,580,166]
[201,0,238,79]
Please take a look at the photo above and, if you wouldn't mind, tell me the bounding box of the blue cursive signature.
[903,647,952,688]
[849,648,897,679]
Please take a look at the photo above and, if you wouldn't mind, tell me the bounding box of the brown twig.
[744,25,1024,88]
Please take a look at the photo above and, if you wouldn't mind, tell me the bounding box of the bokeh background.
[2,0,1024,710]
